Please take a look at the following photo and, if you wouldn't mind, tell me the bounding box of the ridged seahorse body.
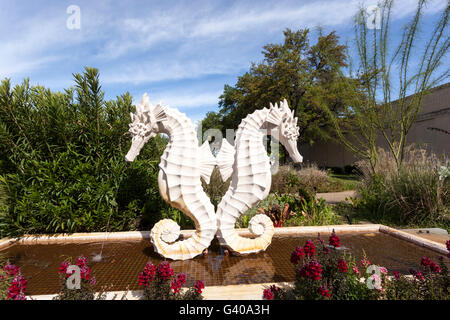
[216,100,303,255]
[126,94,217,260]
[216,108,275,254]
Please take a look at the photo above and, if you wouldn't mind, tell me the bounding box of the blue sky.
[0,0,448,122]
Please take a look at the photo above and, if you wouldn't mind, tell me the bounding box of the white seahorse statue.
[215,99,303,255]
[125,94,217,260]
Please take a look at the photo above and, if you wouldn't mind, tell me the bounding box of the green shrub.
[0,68,169,237]
[236,193,341,228]
[271,165,316,195]
[355,146,449,227]
[271,164,357,194]
[201,167,230,210]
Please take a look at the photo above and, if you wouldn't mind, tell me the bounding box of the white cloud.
[1,0,447,88]
[133,89,221,109]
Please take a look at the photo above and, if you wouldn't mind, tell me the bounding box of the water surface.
[1,232,448,295]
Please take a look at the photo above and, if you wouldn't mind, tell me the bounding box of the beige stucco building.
[300,82,450,169]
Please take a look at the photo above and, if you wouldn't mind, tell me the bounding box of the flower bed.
[263,233,450,300]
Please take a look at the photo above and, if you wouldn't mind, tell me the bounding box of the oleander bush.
[0,67,193,237]
[201,167,231,210]
[355,146,449,227]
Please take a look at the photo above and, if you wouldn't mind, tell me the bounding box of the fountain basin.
[0,224,448,299]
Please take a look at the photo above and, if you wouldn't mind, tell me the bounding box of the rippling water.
[1,232,448,295]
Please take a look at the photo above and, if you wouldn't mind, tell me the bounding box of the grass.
[328,174,360,191]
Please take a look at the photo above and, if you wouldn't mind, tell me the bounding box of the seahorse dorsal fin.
[216,139,235,182]
[199,141,216,184]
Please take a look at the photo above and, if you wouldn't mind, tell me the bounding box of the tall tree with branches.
[326,0,449,170]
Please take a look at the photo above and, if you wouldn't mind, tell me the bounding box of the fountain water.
[92,164,127,262]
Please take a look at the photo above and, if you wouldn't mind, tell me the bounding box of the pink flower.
[379,267,388,274]
[89,277,97,286]
[352,266,359,275]
[360,258,370,267]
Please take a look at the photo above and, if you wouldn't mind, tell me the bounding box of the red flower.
[328,231,340,248]
[430,262,441,273]
[194,280,205,294]
[393,271,401,279]
[171,280,181,293]
[360,258,370,267]
[3,264,20,276]
[138,262,157,286]
[58,261,69,275]
[318,284,331,298]
[337,259,348,273]
[170,273,187,293]
[420,256,431,267]
[298,260,322,280]
[76,256,88,268]
[80,266,92,280]
[7,275,27,300]
[157,261,174,280]
[263,288,274,300]
[415,272,424,280]
[176,273,186,285]
[303,240,316,257]
[410,269,424,280]
[290,246,305,264]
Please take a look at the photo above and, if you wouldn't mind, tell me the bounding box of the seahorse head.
[125,93,167,162]
[266,99,303,163]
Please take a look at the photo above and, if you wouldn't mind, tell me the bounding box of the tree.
[201,28,356,147]
[325,0,449,170]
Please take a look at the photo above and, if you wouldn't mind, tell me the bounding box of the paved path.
[401,228,449,246]
[316,190,357,204]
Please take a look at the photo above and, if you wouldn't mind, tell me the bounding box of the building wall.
[300,82,450,168]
